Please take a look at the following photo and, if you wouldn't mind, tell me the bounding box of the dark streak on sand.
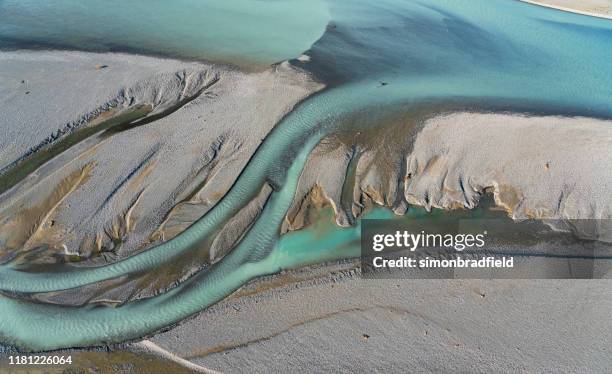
[0,106,151,195]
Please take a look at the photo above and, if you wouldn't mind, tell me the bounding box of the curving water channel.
[1,0,612,350]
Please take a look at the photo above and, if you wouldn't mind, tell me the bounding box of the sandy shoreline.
[0,50,322,271]
[149,261,612,373]
[520,0,612,19]
[3,260,611,372]
[0,50,324,306]
[1,45,612,369]
[3,49,612,301]
[287,111,612,239]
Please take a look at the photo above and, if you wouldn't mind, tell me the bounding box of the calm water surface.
[1,0,612,350]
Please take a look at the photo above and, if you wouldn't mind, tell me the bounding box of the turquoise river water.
[0,0,612,350]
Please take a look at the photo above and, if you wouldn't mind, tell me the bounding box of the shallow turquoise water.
[307,0,612,115]
[0,0,330,67]
[1,0,612,350]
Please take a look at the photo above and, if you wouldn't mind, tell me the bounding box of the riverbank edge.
[520,0,612,20]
